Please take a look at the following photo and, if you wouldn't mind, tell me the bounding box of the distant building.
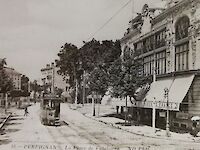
[120,0,200,130]
[41,63,66,93]
[4,67,21,90]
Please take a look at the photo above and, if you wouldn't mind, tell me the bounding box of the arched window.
[175,16,190,71]
[175,16,190,41]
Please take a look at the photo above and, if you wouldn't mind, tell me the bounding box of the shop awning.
[131,74,195,111]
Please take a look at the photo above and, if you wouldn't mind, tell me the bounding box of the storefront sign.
[131,101,180,111]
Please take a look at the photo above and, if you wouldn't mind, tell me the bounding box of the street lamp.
[164,87,170,137]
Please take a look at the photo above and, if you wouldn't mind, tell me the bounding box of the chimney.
[51,62,54,67]
[46,64,50,68]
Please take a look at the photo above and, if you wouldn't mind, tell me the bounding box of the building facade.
[4,67,21,90]
[41,63,66,94]
[120,0,200,130]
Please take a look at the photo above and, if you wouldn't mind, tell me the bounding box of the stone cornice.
[120,29,140,43]
[152,0,194,25]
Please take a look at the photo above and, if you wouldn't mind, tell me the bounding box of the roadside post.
[92,91,95,116]
[125,96,128,125]
[152,54,156,133]
[152,97,156,133]
[164,88,170,137]
[5,93,8,114]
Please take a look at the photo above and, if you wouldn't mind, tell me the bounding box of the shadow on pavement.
[0,139,11,145]
[5,122,22,126]
[5,128,20,133]
[9,117,24,121]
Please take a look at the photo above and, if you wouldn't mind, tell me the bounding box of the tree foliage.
[30,80,42,93]
[79,39,121,97]
[0,59,13,94]
[56,38,147,102]
[0,58,7,70]
[56,43,82,87]
[21,75,30,96]
[108,55,147,99]
[0,70,13,93]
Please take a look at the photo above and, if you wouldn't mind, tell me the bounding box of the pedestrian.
[24,107,29,116]
[191,121,198,137]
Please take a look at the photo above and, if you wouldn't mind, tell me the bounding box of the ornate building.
[120,0,200,130]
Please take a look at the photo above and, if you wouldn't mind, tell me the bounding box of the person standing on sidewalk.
[24,107,29,116]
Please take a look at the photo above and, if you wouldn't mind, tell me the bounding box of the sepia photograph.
[1,0,200,149]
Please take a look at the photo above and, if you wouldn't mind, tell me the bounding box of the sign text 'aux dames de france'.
[131,100,180,111]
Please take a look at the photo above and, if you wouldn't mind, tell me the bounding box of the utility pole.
[82,70,86,106]
[92,91,95,116]
[125,96,128,125]
[75,79,78,105]
[152,97,156,133]
[5,93,8,114]
[164,88,170,137]
[51,63,55,94]
[152,54,156,133]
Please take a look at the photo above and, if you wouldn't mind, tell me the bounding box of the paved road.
[0,103,200,150]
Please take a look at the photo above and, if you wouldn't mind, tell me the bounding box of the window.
[143,55,154,76]
[143,51,166,76]
[173,122,179,127]
[175,16,190,72]
[175,16,190,41]
[143,36,154,53]
[155,29,166,49]
[175,43,189,71]
[156,51,166,75]
[134,42,143,56]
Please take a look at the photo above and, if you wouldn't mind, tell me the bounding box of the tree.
[80,39,121,72]
[79,39,121,99]
[0,70,13,94]
[30,80,42,97]
[108,55,147,99]
[56,43,82,103]
[0,58,7,70]
[0,58,13,94]
[108,53,149,124]
[21,75,30,97]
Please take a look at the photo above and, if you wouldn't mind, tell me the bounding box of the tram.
[40,94,62,126]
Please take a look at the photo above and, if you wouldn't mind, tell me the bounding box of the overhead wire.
[85,0,166,44]
[85,0,134,43]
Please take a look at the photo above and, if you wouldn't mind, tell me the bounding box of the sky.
[0,0,162,81]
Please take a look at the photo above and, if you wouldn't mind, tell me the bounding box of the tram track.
[60,115,122,149]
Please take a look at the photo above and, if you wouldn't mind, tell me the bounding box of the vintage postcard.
[1,0,200,150]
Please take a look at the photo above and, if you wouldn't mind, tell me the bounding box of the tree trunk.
[75,79,78,105]
[82,70,86,106]
[92,92,95,116]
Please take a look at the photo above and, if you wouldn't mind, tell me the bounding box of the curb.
[0,113,12,130]
[81,113,200,144]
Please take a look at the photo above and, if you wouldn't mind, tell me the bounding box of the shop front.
[125,74,198,130]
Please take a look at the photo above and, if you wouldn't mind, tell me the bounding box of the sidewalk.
[0,108,12,130]
[73,103,200,143]
[0,104,23,130]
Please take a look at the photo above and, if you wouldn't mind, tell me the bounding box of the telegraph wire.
[86,0,133,42]
[85,0,166,44]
